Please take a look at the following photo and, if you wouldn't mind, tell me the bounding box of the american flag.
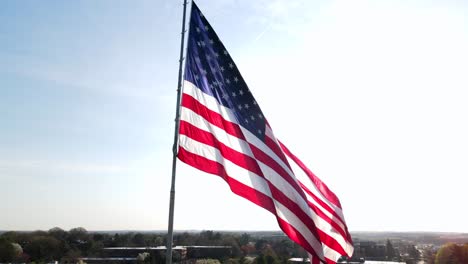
[177,2,353,263]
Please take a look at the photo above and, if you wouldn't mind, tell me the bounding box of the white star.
[232,92,236,97]
[194,74,199,80]
[206,55,211,60]
[245,118,249,123]
[223,50,228,55]
[214,52,219,58]
[253,100,257,105]
[209,39,214,45]
[226,78,231,84]
[258,113,263,119]
[213,82,218,87]
[239,90,244,95]
[244,104,249,109]
[234,77,239,83]
[238,105,243,110]
[196,27,201,33]
[229,63,234,69]
[222,92,229,100]
[200,41,206,47]
[257,129,262,134]
[220,66,225,72]
[204,25,209,30]
[201,69,207,75]
[251,115,255,120]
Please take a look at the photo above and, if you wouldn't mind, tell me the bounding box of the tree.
[252,245,281,264]
[386,239,396,260]
[239,233,251,246]
[0,238,16,262]
[49,227,67,241]
[408,245,420,260]
[255,239,267,252]
[435,243,468,264]
[68,227,89,242]
[24,236,62,262]
[132,233,146,247]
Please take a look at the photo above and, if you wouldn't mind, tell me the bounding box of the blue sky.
[1,0,467,232]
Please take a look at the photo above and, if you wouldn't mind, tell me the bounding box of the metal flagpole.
[166,0,189,263]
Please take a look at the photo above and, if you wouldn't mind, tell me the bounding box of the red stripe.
[178,147,276,213]
[178,125,337,258]
[276,217,326,263]
[180,119,345,253]
[180,88,353,262]
[249,143,308,201]
[280,143,353,245]
[306,198,351,247]
[267,183,347,257]
[179,120,264,177]
[264,133,290,170]
[280,141,342,209]
[311,255,321,264]
[299,182,346,227]
[267,183,321,242]
[300,183,353,243]
[182,93,245,140]
[183,92,306,206]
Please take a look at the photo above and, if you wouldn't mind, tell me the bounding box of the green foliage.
[0,238,17,262]
[3,229,464,264]
[435,243,468,264]
[24,235,62,262]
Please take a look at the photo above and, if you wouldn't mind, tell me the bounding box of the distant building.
[80,257,137,264]
[352,240,386,261]
[96,246,232,262]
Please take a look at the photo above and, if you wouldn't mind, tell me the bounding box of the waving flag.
[177,2,353,263]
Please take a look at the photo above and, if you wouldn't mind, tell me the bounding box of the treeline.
[0,227,165,263]
[1,227,466,264]
[0,228,306,263]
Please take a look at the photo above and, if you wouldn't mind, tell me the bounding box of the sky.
[1,0,467,233]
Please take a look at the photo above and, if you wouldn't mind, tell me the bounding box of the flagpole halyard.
[166,1,190,263]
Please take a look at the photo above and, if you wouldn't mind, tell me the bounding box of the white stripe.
[184,81,238,124]
[273,200,325,261]
[182,102,324,239]
[182,104,321,239]
[180,135,333,260]
[181,104,307,214]
[181,106,255,158]
[286,154,346,222]
[185,80,299,187]
[238,116,353,254]
[286,154,354,255]
[323,244,346,263]
[179,134,271,197]
[182,80,354,258]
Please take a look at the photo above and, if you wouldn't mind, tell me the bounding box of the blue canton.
[184,2,266,141]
